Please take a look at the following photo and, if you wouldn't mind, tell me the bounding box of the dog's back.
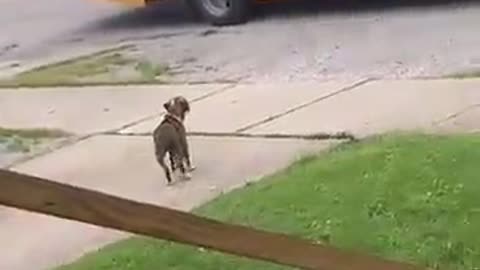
[153,120,176,153]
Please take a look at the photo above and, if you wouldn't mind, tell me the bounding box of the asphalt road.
[1,0,480,82]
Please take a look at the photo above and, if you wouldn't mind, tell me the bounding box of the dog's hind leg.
[168,152,176,171]
[172,155,192,180]
[156,152,173,184]
[171,137,191,181]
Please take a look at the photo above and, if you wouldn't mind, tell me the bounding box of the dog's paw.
[187,165,196,172]
[172,170,191,181]
[183,172,192,181]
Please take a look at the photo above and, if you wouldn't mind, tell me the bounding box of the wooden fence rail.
[0,169,423,270]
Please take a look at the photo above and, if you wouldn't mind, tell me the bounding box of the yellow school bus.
[107,0,251,25]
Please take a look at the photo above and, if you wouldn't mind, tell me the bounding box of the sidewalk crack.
[235,77,376,133]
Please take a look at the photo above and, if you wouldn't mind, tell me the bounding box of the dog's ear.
[163,99,174,112]
[178,97,190,112]
[163,102,170,111]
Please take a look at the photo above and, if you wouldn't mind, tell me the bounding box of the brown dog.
[153,96,195,184]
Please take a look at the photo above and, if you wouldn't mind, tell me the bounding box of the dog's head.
[163,96,190,121]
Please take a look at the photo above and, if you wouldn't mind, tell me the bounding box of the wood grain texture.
[0,169,423,270]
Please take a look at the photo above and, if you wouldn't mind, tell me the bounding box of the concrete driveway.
[2,135,331,270]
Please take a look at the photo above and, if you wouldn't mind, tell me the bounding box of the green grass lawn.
[0,127,70,153]
[0,47,170,88]
[57,134,480,270]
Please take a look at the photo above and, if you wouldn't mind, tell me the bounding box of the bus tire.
[187,0,251,26]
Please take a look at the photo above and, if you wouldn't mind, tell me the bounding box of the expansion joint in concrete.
[234,77,377,133]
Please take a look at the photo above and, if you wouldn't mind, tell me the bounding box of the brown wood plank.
[0,169,423,270]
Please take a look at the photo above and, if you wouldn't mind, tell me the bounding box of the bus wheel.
[187,0,250,26]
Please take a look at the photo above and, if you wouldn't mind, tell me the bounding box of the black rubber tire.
[186,0,251,26]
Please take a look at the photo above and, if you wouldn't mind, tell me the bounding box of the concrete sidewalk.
[111,78,480,137]
[121,80,357,134]
[1,78,480,270]
[0,84,229,134]
[3,78,478,137]
[248,79,480,136]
